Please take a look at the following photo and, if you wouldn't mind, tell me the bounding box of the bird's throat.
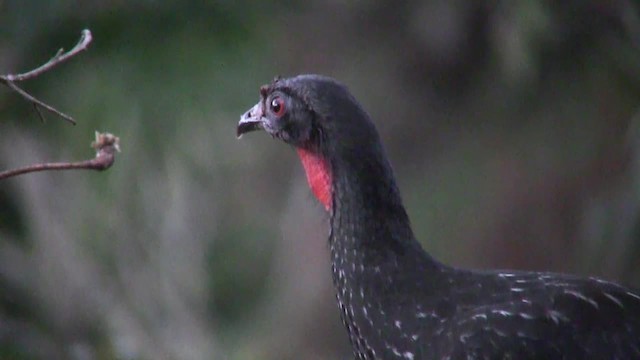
[297,148,332,211]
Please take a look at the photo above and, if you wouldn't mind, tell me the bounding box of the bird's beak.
[237,102,265,138]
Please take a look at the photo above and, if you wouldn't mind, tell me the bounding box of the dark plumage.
[237,74,640,359]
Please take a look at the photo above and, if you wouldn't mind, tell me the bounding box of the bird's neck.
[328,152,420,259]
[296,139,448,355]
[295,144,442,273]
[322,148,447,348]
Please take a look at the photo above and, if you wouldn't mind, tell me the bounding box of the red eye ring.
[270,96,286,116]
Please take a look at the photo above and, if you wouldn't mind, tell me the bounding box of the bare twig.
[0,132,120,180]
[0,29,93,125]
[0,30,118,181]
[33,103,46,123]
[3,80,76,124]
[4,30,92,82]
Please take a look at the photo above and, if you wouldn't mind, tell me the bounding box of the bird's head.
[237,74,385,211]
[237,74,378,151]
[237,75,315,147]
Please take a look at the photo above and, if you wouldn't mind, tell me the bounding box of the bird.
[237,74,640,359]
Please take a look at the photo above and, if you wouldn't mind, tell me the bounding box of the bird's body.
[237,74,640,359]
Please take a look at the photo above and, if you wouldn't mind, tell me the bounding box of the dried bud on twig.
[0,131,120,180]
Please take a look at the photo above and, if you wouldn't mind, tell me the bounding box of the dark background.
[1,1,640,359]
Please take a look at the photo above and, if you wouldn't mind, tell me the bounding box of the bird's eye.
[270,96,286,117]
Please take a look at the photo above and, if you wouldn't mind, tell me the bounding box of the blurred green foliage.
[0,1,639,359]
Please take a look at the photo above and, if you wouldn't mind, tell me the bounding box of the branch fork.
[0,30,120,180]
[0,29,93,124]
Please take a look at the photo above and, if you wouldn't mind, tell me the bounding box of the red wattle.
[296,148,332,211]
